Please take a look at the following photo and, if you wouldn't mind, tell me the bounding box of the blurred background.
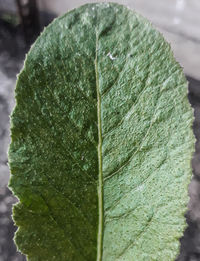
[0,0,199,260]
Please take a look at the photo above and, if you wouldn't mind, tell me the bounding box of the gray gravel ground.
[0,18,200,261]
[0,19,27,261]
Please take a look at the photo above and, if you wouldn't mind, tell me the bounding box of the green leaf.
[8,3,194,261]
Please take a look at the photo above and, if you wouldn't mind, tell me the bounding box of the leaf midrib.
[95,29,104,261]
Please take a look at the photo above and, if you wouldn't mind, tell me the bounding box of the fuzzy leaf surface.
[9,3,194,261]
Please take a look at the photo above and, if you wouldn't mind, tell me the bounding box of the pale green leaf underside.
[8,3,194,261]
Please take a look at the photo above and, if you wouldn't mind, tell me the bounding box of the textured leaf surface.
[8,3,194,261]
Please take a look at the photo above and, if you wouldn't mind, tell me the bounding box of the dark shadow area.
[176,77,200,261]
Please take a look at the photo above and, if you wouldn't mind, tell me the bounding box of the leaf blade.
[8,3,194,261]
